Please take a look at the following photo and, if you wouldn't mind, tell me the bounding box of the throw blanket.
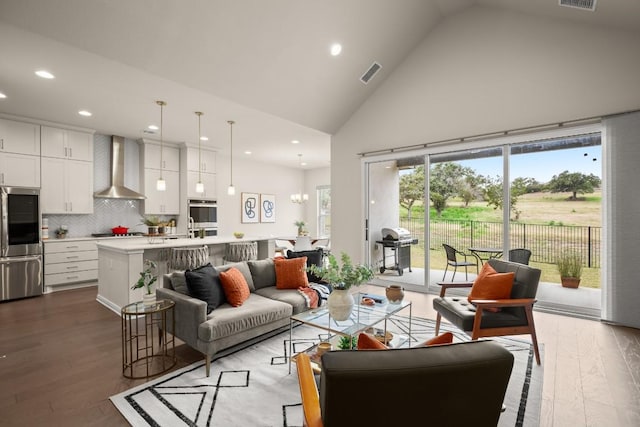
[298,283,331,309]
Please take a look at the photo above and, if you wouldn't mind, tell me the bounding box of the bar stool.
[167,246,209,271]
[224,241,258,263]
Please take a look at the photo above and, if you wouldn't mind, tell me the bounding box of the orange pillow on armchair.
[467,263,514,312]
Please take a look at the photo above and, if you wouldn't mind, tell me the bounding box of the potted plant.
[308,252,375,320]
[141,215,160,235]
[294,220,307,236]
[131,259,158,305]
[556,251,583,288]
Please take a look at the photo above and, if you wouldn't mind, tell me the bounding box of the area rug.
[111,316,543,427]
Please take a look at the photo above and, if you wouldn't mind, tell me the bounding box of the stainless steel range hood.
[93,136,146,200]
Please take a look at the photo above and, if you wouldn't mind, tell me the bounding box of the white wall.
[215,154,330,239]
[331,5,640,262]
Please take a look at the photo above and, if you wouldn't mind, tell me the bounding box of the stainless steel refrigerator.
[0,187,42,301]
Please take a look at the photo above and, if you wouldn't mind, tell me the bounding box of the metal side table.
[121,299,176,379]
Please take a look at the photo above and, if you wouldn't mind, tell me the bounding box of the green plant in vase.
[337,335,358,350]
[308,252,375,321]
[131,259,158,305]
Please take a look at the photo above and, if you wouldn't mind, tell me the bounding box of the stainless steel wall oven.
[188,199,218,237]
[1,187,42,301]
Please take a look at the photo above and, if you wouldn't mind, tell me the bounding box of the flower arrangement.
[307,252,374,290]
[131,259,158,295]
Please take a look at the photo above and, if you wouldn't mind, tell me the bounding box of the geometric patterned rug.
[110,316,543,426]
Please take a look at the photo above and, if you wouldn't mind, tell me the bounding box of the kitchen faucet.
[188,216,195,238]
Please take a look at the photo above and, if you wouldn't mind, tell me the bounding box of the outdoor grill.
[377,227,418,276]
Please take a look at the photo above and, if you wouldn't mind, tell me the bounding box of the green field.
[398,191,602,288]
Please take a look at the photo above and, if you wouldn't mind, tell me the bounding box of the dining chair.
[508,248,532,265]
[294,235,313,251]
[442,243,478,281]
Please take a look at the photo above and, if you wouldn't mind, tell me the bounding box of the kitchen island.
[96,236,275,313]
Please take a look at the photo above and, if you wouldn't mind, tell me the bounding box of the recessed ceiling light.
[78,110,92,117]
[330,43,342,56]
[244,151,252,155]
[148,125,159,130]
[0,92,6,99]
[200,136,209,141]
[35,70,55,79]
[291,140,300,144]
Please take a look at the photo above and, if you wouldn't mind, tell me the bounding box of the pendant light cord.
[228,120,235,186]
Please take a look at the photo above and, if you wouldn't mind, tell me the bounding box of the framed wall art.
[260,194,276,223]
[241,192,260,223]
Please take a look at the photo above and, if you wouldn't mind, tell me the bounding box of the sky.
[456,146,601,183]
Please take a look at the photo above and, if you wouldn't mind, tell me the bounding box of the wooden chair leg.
[435,313,442,335]
[525,305,541,365]
[205,354,212,377]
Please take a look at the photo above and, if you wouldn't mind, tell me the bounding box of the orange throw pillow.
[357,333,388,350]
[218,267,251,307]
[274,257,309,289]
[467,263,514,312]
[420,332,454,347]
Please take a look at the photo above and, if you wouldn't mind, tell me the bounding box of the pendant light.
[290,153,309,203]
[227,120,236,196]
[156,100,167,191]
[195,111,204,194]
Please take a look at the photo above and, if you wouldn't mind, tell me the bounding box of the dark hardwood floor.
[1,285,639,426]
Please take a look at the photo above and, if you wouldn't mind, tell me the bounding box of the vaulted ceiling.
[1,0,639,169]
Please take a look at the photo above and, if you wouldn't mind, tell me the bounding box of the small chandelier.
[227,120,236,196]
[195,111,204,194]
[156,100,167,191]
[290,153,308,204]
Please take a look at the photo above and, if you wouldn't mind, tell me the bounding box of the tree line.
[400,163,601,220]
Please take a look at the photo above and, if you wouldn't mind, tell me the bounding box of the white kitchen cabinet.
[186,147,216,173]
[0,152,40,187]
[41,157,93,213]
[187,170,216,199]
[41,126,93,161]
[143,143,180,171]
[143,169,180,214]
[44,240,98,291]
[0,118,40,155]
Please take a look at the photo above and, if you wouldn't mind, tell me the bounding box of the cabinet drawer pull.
[66,266,79,269]
[66,255,79,259]
[66,245,79,249]
[66,276,79,279]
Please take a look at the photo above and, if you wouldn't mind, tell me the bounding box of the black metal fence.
[399,218,601,268]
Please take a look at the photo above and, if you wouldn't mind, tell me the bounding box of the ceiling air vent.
[360,62,382,84]
[559,0,597,12]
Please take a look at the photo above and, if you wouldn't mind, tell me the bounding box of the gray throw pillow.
[247,258,276,289]
[170,271,189,295]
[185,263,226,314]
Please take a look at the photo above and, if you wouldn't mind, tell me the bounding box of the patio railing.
[399,218,601,268]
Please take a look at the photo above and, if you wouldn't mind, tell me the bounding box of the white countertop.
[96,235,273,253]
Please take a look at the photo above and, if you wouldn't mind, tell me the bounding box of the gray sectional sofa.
[157,258,312,376]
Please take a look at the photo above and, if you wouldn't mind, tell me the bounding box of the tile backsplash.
[45,199,147,237]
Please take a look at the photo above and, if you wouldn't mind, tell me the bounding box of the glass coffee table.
[288,292,412,373]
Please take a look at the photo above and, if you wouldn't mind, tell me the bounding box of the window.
[317,186,331,237]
